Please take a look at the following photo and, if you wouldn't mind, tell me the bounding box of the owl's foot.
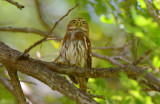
[56,62,66,65]
[71,64,79,67]
[56,62,79,67]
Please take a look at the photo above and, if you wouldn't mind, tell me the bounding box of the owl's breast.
[61,32,89,67]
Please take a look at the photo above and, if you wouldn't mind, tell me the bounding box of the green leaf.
[153,56,160,68]
[138,0,147,9]
[153,0,160,9]
[100,14,115,24]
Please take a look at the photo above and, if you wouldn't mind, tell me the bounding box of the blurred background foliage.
[0,0,160,104]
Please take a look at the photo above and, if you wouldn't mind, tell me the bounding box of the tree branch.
[6,67,28,104]
[0,73,45,104]
[5,0,24,10]
[92,52,124,67]
[92,40,133,50]
[111,56,131,64]
[1,41,160,92]
[140,79,160,92]
[144,0,160,25]
[133,49,152,65]
[135,39,140,60]
[0,41,99,104]
[0,26,61,39]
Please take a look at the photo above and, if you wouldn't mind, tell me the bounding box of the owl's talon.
[72,64,79,67]
[57,62,66,65]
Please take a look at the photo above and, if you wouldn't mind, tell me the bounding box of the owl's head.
[67,18,89,35]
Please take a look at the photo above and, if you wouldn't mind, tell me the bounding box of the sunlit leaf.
[135,15,150,26]
[138,0,147,9]
[135,31,144,38]
[153,56,160,68]
[153,0,160,9]
[130,6,137,20]
[111,95,123,101]
[100,14,115,24]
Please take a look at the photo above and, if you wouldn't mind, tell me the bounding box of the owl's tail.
[69,76,88,92]
[78,78,87,92]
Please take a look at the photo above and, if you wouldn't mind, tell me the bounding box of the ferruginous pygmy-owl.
[60,18,91,92]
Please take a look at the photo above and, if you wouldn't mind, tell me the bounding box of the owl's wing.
[86,36,92,68]
[59,32,71,63]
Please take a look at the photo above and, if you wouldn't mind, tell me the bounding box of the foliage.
[0,84,16,104]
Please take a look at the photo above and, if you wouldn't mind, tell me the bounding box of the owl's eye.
[72,20,76,24]
[82,21,87,25]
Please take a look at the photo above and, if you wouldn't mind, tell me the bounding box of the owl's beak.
[77,21,81,26]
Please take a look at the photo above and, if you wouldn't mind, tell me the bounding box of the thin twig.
[92,52,124,67]
[133,49,152,65]
[111,56,131,64]
[146,59,158,72]
[5,0,24,10]
[46,38,62,41]
[0,74,44,104]
[141,88,154,92]
[135,39,140,60]
[53,55,60,62]
[0,74,14,95]
[0,26,59,38]
[34,0,50,30]
[22,4,79,56]
[92,40,133,50]
[140,79,160,92]
[144,0,160,25]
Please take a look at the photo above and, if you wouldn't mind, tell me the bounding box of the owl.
[60,18,91,92]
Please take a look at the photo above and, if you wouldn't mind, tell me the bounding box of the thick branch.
[1,41,160,93]
[6,67,28,104]
[40,62,160,90]
[0,41,98,104]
